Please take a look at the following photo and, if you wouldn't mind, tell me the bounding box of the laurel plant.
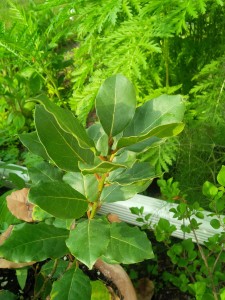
[0,74,185,299]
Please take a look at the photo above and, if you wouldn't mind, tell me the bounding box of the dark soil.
[0,268,35,299]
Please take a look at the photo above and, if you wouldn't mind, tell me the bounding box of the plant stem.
[189,217,218,300]
[90,141,117,219]
[163,38,170,88]
[89,137,117,220]
[90,173,107,219]
[89,201,99,219]
[212,248,223,273]
[32,259,58,300]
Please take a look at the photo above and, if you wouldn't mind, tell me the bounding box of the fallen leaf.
[95,259,136,300]
[107,286,120,300]
[6,188,34,222]
[136,278,154,300]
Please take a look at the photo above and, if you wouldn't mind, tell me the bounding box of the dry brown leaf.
[6,188,34,222]
[95,259,137,300]
[0,225,35,269]
[0,258,34,269]
[107,213,121,223]
[0,225,14,246]
[107,286,120,300]
[136,278,154,300]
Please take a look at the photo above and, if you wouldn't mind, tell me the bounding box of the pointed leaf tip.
[96,74,136,137]
[66,218,110,269]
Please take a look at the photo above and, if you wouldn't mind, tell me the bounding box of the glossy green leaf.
[108,162,156,185]
[35,105,93,171]
[29,181,88,219]
[32,205,53,221]
[188,282,206,299]
[79,160,127,175]
[117,94,185,148]
[220,287,225,300]
[154,218,176,242]
[215,196,225,212]
[210,219,221,229]
[63,172,98,202]
[35,94,95,150]
[104,222,154,264]
[0,191,21,228]
[53,218,75,230]
[19,131,49,160]
[51,267,91,300]
[112,150,137,167]
[125,136,161,153]
[100,184,135,203]
[202,181,218,197]
[0,290,17,300]
[118,123,184,148]
[16,268,28,290]
[66,218,110,269]
[0,223,69,262]
[96,74,136,137]
[100,181,150,203]
[87,123,108,156]
[8,173,26,189]
[125,94,184,135]
[217,165,225,186]
[91,280,110,300]
[28,161,63,184]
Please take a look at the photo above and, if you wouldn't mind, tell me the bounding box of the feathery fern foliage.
[37,0,224,125]
[0,0,75,162]
[140,138,179,175]
[1,0,225,197]
[173,54,225,205]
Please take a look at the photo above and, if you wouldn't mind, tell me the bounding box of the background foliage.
[1,0,225,205]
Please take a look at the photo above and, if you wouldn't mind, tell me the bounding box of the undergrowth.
[1,0,225,206]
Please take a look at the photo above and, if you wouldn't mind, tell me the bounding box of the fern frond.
[38,0,71,10]
[145,84,183,101]
[70,69,105,125]
[7,0,28,26]
[130,0,142,13]
[190,56,225,123]
[122,0,133,19]
[0,40,31,66]
[140,138,179,174]
[141,0,208,35]
[0,22,5,36]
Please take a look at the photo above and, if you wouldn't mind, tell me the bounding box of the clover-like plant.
[0,74,185,299]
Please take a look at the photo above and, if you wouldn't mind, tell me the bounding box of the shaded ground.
[0,268,34,299]
[0,247,193,300]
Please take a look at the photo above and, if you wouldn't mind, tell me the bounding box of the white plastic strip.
[0,162,29,181]
[99,194,222,245]
[0,163,222,245]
